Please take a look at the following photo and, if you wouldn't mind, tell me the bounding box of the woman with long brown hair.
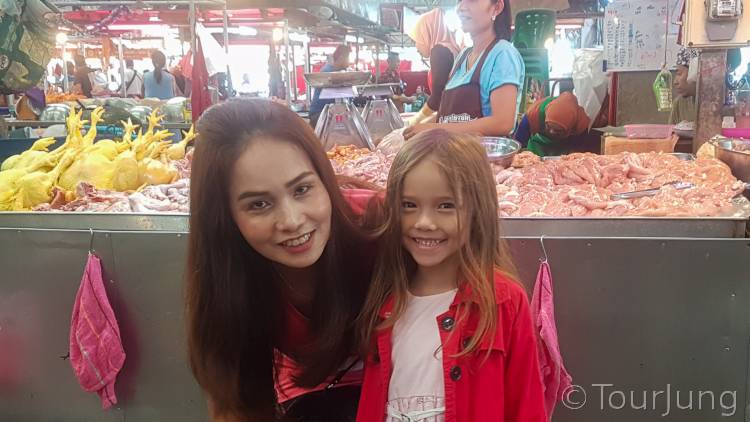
[187,98,378,421]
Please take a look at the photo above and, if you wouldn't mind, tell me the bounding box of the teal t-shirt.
[444,40,525,119]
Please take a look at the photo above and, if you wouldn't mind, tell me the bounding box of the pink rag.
[531,260,572,420]
[69,253,126,409]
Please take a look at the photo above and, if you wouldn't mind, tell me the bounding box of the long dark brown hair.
[493,0,513,41]
[151,50,166,84]
[187,99,374,418]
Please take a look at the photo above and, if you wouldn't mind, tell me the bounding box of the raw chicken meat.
[33,179,190,213]
[494,152,744,217]
[326,149,743,218]
[329,148,394,188]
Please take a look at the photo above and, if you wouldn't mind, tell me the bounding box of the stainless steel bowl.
[39,103,72,122]
[481,137,521,168]
[714,138,750,182]
[669,152,696,161]
[304,71,372,88]
[163,97,187,122]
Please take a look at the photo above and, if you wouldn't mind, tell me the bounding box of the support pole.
[284,19,292,104]
[375,43,380,84]
[223,3,233,96]
[62,50,69,92]
[290,42,297,101]
[118,37,126,97]
[355,32,360,70]
[305,40,312,103]
[694,50,728,152]
[189,0,197,68]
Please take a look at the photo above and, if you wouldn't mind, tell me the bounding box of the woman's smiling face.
[229,137,332,269]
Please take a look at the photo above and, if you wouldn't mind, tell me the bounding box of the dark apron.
[436,38,499,124]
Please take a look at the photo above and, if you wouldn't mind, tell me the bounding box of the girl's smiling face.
[400,157,464,273]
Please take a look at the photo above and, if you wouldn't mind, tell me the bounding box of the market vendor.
[73,55,93,98]
[403,0,523,140]
[309,45,351,128]
[381,52,418,113]
[515,91,591,156]
[405,8,460,126]
[669,47,698,125]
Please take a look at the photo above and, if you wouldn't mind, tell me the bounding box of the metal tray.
[500,197,750,238]
[304,72,372,88]
[0,201,746,237]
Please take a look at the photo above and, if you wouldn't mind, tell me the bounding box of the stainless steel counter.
[1,231,748,421]
[0,211,745,238]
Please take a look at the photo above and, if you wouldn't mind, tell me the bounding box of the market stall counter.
[1,113,749,420]
[1,217,749,422]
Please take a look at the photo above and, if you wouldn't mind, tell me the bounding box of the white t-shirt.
[387,289,457,422]
[123,68,144,97]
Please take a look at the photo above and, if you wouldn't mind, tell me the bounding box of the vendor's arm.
[405,85,518,138]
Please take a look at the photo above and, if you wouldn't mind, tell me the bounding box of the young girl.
[356,129,546,422]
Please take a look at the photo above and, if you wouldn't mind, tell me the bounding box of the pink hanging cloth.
[531,257,573,420]
[69,253,126,409]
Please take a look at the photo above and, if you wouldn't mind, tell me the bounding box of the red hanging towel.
[531,260,573,420]
[191,38,212,122]
[69,253,125,409]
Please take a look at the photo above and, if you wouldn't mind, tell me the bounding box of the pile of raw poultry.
[0,108,192,213]
[329,147,745,218]
[2,114,743,217]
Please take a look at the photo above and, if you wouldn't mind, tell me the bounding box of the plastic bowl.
[721,128,750,139]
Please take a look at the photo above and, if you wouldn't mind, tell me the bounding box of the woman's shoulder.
[487,40,523,63]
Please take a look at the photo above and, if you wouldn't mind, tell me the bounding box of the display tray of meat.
[328,146,749,238]
[494,151,749,238]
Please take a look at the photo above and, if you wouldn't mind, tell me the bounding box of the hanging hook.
[88,228,95,254]
[540,235,549,263]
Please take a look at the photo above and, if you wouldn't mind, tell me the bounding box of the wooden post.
[693,50,727,152]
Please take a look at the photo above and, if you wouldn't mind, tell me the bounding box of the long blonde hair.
[358,129,518,357]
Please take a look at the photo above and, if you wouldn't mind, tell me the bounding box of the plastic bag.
[0,0,55,94]
[0,0,22,16]
[572,48,609,126]
[377,127,406,157]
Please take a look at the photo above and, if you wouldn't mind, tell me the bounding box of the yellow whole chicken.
[14,153,75,210]
[1,137,57,172]
[0,106,196,210]
[111,149,140,192]
[166,126,197,161]
[58,150,115,191]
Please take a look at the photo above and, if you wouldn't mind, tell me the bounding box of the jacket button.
[450,366,462,381]
[441,316,455,331]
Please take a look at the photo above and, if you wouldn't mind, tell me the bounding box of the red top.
[356,271,548,422]
[275,188,379,403]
